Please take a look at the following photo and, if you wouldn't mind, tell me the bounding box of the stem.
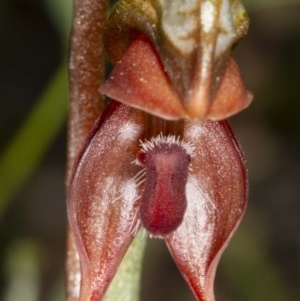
[104,231,147,301]
[67,0,109,300]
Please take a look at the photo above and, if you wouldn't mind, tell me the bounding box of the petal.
[166,120,247,301]
[102,34,251,121]
[68,101,144,301]
[101,35,186,120]
[187,57,253,120]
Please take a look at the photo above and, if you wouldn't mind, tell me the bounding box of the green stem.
[104,230,147,301]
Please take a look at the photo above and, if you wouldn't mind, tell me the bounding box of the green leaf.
[0,64,68,219]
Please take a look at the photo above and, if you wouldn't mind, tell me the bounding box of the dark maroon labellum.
[138,140,191,237]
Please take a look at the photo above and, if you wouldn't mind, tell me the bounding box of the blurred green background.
[0,0,299,300]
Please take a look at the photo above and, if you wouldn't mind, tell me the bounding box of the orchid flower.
[67,1,251,301]
[68,34,248,301]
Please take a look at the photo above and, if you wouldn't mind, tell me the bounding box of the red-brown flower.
[67,1,251,301]
[68,34,248,301]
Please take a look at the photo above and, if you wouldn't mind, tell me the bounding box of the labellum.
[102,0,252,120]
[137,135,192,236]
